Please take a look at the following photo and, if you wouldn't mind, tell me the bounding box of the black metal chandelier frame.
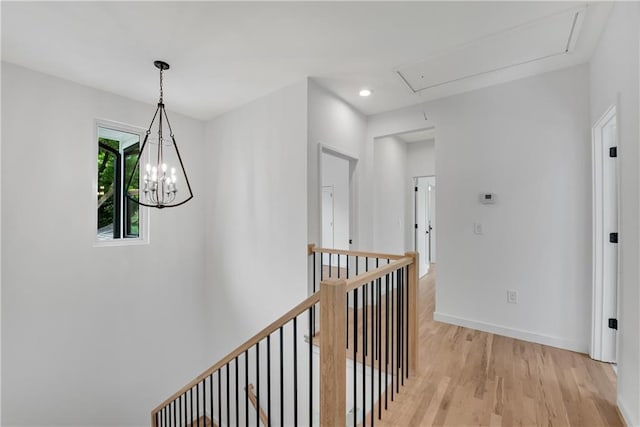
[126,60,193,209]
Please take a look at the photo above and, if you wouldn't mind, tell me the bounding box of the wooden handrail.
[151,292,321,416]
[247,384,269,427]
[344,256,413,293]
[309,245,406,261]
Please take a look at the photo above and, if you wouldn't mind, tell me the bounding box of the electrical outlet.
[474,222,483,235]
[507,290,518,304]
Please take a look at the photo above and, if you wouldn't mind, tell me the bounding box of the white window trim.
[93,119,150,247]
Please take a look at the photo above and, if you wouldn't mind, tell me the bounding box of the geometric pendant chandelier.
[126,60,193,208]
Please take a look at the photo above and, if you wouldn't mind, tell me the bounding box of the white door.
[415,181,429,277]
[591,106,618,363]
[321,185,334,265]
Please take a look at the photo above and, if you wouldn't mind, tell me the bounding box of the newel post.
[319,278,347,427]
[405,251,419,374]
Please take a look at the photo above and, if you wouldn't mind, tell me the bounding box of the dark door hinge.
[415,224,418,229]
[608,318,618,330]
[610,232,618,243]
[609,147,618,158]
[415,186,418,192]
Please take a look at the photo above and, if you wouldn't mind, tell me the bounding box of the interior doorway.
[414,176,436,277]
[591,105,619,364]
[320,148,355,269]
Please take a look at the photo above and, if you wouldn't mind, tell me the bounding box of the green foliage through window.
[97,126,141,240]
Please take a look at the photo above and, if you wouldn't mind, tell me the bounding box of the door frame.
[318,143,359,249]
[591,104,619,362]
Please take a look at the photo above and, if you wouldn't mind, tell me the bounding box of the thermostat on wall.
[479,193,497,204]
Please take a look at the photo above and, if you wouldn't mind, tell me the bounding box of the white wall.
[1,63,208,426]
[321,152,350,251]
[307,79,367,249]
[589,3,640,425]
[407,138,435,178]
[373,136,408,254]
[204,81,309,361]
[368,65,592,353]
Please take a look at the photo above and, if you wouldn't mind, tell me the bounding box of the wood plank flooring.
[366,265,623,427]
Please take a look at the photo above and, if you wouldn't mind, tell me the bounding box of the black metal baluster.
[376,258,380,361]
[400,269,404,386]
[371,278,375,363]
[218,370,222,427]
[365,258,369,357]
[397,270,401,393]
[338,254,341,278]
[353,287,358,427]
[184,391,187,427]
[256,343,260,427]
[370,281,375,427]
[245,351,249,427]
[362,283,367,426]
[329,253,332,277]
[385,272,390,410]
[190,387,194,427]
[293,317,298,427]
[201,381,205,427]
[209,374,214,427]
[391,271,395,401]
[345,255,348,350]
[236,358,239,427]
[267,335,272,427]
[347,254,350,278]
[313,251,317,335]
[405,266,410,379]
[227,364,230,427]
[202,382,205,426]
[308,307,313,427]
[280,326,284,427]
[197,381,200,426]
[378,274,382,420]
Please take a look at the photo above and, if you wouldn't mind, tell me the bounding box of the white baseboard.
[617,396,637,427]
[433,312,587,353]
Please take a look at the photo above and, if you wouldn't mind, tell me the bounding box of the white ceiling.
[1,2,611,121]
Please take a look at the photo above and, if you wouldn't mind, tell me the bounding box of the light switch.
[474,223,483,235]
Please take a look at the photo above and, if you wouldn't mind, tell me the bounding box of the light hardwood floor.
[367,265,623,427]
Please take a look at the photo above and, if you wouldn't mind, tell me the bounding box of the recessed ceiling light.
[359,89,372,97]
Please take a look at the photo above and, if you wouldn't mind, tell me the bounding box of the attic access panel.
[396,7,585,93]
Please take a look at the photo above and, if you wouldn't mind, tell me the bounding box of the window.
[96,122,146,243]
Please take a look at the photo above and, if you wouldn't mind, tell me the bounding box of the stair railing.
[151,245,418,427]
[309,244,418,426]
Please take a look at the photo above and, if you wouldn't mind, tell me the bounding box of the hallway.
[371,266,622,426]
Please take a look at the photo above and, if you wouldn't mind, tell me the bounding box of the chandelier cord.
[159,67,164,103]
